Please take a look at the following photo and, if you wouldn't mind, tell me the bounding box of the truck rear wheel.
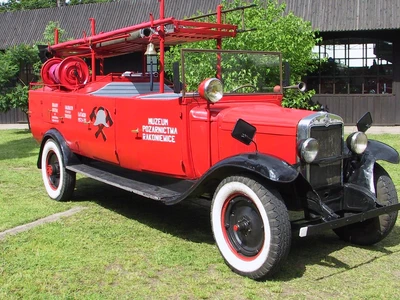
[334,164,398,245]
[211,175,291,279]
[41,139,76,201]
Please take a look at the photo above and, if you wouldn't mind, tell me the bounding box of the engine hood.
[216,103,315,136]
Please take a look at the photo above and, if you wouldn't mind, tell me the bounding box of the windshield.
[181,49,282,95]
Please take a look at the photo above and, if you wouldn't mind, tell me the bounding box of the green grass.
[0,130,78,232]
[0,129,400,299]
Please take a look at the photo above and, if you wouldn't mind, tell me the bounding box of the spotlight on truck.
[198,78,223,103]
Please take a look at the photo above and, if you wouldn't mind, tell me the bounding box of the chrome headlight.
[346,132,368,154]
[298,138,319,163]
[198,78,223,103]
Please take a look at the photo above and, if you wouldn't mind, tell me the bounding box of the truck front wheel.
[41,139,76,201]
[211,176,291,279]
[334,164,398,245]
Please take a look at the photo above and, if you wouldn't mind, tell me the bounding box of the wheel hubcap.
[46,152,60,189]
[223,196,264,257]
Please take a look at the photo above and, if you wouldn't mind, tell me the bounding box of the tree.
[165,0,320,109]
[0,45,39,129]
[42,20,67,44]
[0,0,56,12]
[0,22,67,129]
[68,0,110,5]
[0,0,110,12]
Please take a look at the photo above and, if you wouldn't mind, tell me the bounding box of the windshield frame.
[180,48,283,97]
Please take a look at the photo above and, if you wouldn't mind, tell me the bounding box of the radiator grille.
[309,124,342,188]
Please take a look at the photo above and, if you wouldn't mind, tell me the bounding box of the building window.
[307,38,393,94]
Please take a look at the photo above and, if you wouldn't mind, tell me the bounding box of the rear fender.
[37,129,80,169]
[347,140,399,194]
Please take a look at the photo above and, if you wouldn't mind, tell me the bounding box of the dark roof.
[282,0,400,32]
[1,0,400,48]
[0,0,223,48]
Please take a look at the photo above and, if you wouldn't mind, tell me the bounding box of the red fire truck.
[29,1,399,279]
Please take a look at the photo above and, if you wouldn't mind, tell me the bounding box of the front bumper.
[298,202,400,237]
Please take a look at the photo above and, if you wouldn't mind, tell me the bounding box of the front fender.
[207,153,300,183]
[37,129,80,169]
[166,153,301,205]
[347,140,399,194]
[366,139,399,164]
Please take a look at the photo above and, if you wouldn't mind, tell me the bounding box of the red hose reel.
[41,56,90,90]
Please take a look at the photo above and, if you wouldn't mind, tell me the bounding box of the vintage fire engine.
[29,1,399,279]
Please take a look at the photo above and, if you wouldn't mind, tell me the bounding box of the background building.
[284,0,400,125]
[1,0,399,125]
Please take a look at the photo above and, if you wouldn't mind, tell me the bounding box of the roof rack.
[43,0,243,92]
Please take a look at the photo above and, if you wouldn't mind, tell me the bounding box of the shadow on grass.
[72,177,400,281]
[73,177,214,245]
[12,129,31,135]
[0,135,38,161]
[275,224,400,282]
[0,130,39,160]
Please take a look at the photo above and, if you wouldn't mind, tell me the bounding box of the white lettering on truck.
[142,118,178,143]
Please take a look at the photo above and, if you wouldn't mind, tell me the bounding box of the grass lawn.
[1,129,400,299]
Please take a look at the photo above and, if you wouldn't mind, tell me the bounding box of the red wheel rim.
[46,151,60,190]
[221,193,264,261]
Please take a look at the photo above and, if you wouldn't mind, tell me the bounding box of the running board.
[66,164,182,201]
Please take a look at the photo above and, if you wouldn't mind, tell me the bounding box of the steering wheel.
[230,84,257,93]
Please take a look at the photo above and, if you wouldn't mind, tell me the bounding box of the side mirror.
[356,112,373,133]
[231,119,256,145]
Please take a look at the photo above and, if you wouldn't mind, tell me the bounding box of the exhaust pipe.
[283,82,306,92]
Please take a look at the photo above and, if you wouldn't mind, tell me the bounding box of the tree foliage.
[68,0,110,5]
[42,20,67,44]
[166,0,320,109]
[0,45,39,113]
[0,0,56,12]
[0,22,67,127]
[0,0,110,12]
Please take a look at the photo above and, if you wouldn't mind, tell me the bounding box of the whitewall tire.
[41,139,76,201]
[211,175,291,279]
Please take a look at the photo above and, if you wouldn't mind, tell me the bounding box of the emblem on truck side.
[89,107,114,141]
